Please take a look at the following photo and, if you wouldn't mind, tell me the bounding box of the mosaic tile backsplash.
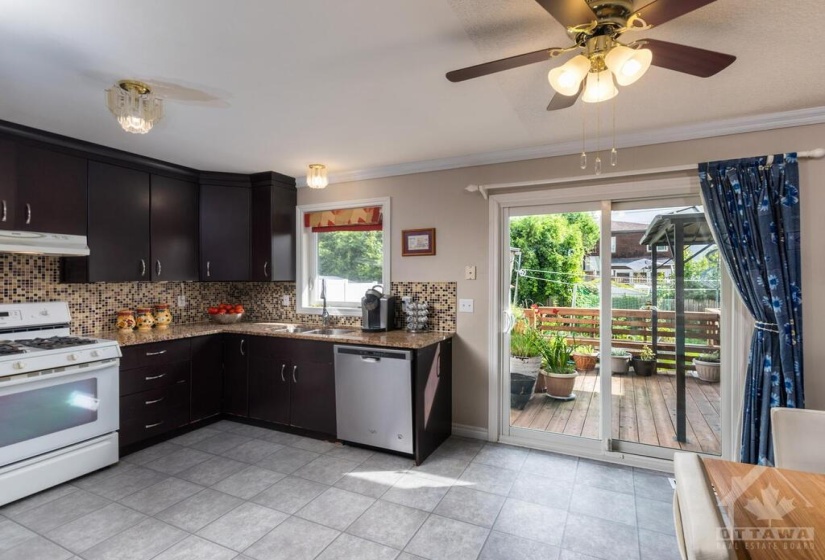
[0,255,456,335]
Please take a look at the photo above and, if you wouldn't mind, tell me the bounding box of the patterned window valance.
[304,206,383,232]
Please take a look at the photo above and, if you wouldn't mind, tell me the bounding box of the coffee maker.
[361,285,397,332]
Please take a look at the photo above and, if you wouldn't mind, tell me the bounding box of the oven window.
[0,379,98,447]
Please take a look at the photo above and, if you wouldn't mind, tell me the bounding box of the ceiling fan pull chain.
[580,95,587,170]
[595,93,602,175]
[611,94,618,167]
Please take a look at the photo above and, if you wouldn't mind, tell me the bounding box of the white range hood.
[0,230,90,257]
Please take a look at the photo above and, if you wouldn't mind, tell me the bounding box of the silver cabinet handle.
[144,373,166,380]
[156,260,162,277]
[25,203,31,225]
[240,339,245,356]
[145,421,164,429]
[146,350,167,356]
[145,397,165,405]
[280,363,286,382]
[206,260,211,277]
[140,259,146,277]
[1,200,6,222]
[264,261,269,278]
[292,365,297,383]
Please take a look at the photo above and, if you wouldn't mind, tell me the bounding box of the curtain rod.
[466,149,825,200]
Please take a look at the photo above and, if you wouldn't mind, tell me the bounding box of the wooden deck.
[510,370,721,455]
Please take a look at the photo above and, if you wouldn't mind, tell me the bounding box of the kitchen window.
[296,197,391,316]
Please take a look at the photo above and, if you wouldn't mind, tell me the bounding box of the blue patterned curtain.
[699,154,803,465]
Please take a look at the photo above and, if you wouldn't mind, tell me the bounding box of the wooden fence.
[522,306,720,373]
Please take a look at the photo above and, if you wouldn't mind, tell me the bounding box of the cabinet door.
[151,175,199,281]
[17,145,87,235]
[222,334,249,417]
[87,162,150,281]
[0,139,16,230]
[290,340,336,435]
[248,336,290,424]
[200,184,250,281]
[190,336,223,422]
[250,186,272,282]
[269,185,296,281]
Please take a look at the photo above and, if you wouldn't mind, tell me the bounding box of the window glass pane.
[317,230,383,304]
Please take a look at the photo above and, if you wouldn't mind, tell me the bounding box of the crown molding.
[297,106,825,187]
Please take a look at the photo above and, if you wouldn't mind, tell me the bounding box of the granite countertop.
[98,321,454,350]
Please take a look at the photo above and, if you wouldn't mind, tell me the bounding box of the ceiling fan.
[446,0,736,111]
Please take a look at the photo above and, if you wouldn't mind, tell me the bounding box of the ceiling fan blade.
[633,0,716,27]
[546,85,583,111]
[534,0,595,28]
[446,47,560,82]
[644,39,735,77]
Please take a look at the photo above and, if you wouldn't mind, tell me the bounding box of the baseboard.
[451,423,489,440]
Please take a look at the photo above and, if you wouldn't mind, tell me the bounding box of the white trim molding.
[451,423,489,441]
[298,106,825,187]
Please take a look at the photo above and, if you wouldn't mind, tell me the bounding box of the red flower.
[552,308,559,314]
[530,304,538,310]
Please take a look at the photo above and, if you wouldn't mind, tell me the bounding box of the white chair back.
[771,407,825,473]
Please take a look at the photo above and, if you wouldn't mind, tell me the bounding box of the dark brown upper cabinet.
[0,139,17,230]
[250,172,297,282]
[16,144,87,235]
[200,174,251,282]
[151,175,199,281]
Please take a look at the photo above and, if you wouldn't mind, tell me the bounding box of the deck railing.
[522,306,720,373]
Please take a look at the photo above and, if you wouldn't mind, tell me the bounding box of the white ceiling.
[0,0,823,182]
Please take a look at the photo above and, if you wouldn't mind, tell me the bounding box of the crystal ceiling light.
[306,164,329,189]
[105,80,163,134]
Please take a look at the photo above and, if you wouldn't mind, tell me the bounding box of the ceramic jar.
[135,307,155,331]
[154,303,172,329]
[116,309,136,332]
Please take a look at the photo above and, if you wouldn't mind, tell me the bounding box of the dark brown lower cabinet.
[248,337,291,425]
[223,334,249,417]
[414,338,453,464]
[191,335,223,422]
[289,340,336,435]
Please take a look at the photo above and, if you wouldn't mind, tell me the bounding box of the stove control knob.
[40,310,49,316]
[67,353,78,361]
[13,362,25,370]
[91,350,100,358]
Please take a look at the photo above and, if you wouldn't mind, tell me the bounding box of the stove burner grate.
[21,336,99,350]
[0,340,26,356]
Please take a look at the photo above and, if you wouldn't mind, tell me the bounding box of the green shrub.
[541,333,575,374]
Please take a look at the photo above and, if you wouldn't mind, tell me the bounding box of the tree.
[318,231,383,282]
[510,213,599,307]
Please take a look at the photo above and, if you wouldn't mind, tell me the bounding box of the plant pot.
[511,373,538,410]
[693,359,720,383]
[510,356,542,378]
[610,355,631,375]
[631,358,657,377]
[573,353,597,372]
[534,373,547,393]
[542,370,578,399]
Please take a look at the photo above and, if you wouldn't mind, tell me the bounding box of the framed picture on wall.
[402,228,436,256]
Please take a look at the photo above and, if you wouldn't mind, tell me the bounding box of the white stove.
[0,302,121,506]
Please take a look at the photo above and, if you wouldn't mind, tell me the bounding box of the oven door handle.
[0,359,118,388]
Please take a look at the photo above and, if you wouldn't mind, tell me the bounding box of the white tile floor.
[0,421,681,560]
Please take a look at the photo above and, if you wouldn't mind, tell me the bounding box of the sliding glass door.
[499,187,725,461]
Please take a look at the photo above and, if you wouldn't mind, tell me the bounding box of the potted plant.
[610,348,632,375]
[693,350,720,383]
[572,344,598,372]
[631,345,657,377]
[510,324,544,409]
[538,333,577,400]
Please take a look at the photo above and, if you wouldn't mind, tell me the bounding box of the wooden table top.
[702,458,825,559]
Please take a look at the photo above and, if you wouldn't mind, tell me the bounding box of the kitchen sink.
[258,323,316,333]
[304,328,358,336]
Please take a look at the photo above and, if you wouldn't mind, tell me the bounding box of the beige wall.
[299,122,825,430]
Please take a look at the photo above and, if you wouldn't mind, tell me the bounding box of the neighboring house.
[585,221,674,283]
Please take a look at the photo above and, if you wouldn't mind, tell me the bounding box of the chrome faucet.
[321,279,330,327]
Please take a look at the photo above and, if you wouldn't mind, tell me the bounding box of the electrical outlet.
[282,295,290,306]
[177,295,186,308]
[459,299,474,313]
[464,265,477,280]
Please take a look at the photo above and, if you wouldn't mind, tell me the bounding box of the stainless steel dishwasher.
[334,345,413,454]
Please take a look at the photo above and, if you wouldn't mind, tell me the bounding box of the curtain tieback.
[755,321,779,333]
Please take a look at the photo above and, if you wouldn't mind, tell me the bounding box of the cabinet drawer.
[120,360,190,396]
[119,383,190,446]
[120,339,191,370]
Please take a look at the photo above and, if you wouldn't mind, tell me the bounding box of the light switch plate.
[177,295,186,308]
[464,265,477,280]
[459,299,474,313]
[282,295,290,306]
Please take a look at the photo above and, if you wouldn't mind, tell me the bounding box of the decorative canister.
[135,307,155,331]
[116,309,136,332]
[154,303,173,329]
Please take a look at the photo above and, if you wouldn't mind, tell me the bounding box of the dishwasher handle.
[361,356,381,363]
[334,345,412,361]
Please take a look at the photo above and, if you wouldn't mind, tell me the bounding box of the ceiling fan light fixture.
[605,46,652,86]
[582,70,618,103]
[306,164,328,189]
[105,80,163,134]
[547,54,590,96]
